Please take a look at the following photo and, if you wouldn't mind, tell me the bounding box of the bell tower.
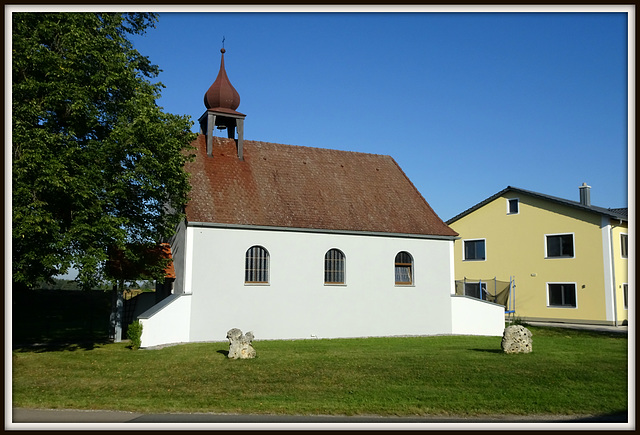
[199,47,246,159]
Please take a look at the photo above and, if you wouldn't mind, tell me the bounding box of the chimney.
[579,182,591,206]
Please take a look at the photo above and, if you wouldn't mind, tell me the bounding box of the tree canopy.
[12,13,196,289]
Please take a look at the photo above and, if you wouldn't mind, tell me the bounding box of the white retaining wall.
[451,295,505,336]
[138,294,192,347]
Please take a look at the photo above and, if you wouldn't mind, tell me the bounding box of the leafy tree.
[12,12,195,292]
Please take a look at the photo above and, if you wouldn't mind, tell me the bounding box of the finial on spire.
[221,36,226,53]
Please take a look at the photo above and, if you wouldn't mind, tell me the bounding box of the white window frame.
[463,238,487,261]
[244,245,270,285]
[324,248,346,286]
[507,198,520,215]
[623,283,628,310]
[544,233,575,259]
[464,281,487,299]
[621,233,628,258]
[546,282,578,308]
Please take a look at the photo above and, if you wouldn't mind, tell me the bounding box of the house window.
[507,198,519,214]
[464,239,486,261]
[464,282,487,299]
[324,249,345,285]
[621,234,628,258]
[245,246,269,284]
[546,234,574,258]
[623,283,628,310]
[395,251,413,285]
[547,283,577,308]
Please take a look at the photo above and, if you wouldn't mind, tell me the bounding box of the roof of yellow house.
[447,186,628,224]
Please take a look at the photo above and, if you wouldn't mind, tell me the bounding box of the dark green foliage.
[12,289,112,344]
[12,12,196,289]
[126,320,142,350]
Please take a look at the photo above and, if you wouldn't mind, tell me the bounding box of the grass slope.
[11,327,628,417]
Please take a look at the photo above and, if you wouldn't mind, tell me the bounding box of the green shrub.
[508,316,529,326]
[126,320,143,350]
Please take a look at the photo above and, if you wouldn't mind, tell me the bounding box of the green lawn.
[11,327,628,417]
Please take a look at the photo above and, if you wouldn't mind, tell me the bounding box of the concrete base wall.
[139,294,191,348]
[451,295,505,336]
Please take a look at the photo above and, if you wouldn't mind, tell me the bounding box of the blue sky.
[128,8,630,222]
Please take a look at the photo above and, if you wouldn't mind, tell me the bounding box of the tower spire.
[199,45,246,159]
[203,47,242,113]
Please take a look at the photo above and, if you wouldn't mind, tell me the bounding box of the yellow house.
[446,184,628,326]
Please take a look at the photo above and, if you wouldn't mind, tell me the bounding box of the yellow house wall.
[450,193,619,324]
[610,222,629,323]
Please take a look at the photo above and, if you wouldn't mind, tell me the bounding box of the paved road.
[11,408,629,424]
[525,321,628,334]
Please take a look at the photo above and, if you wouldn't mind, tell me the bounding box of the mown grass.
[11,327,628,417]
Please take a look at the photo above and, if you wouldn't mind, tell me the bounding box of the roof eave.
[446,186,628,224]
[187,221,460,241]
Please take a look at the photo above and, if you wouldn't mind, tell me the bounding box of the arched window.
[324,249,345,284]
[395,251,413,285]
[245,246,269,284]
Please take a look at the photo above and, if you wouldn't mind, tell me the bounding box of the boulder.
[226,328,256,359]
[501,325,532,354]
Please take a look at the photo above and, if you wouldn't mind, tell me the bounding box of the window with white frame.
[394,251,413,285]
[464,239,486,261]
[324,249,345,285]
[245,246,269,284]
[621,234,628,258]
[464,282,487,299]
[507,198,519,214]
[547,283,577,308]
[623,283,628,310]
[546,234,574,258]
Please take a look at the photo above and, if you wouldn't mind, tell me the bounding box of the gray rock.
[226,328,256,359]
[501,325,532,354]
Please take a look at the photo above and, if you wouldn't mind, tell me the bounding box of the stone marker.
[226,328,256,359]
[501,325,533,354]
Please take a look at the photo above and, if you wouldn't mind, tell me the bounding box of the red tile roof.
[185,135,457,237]
[160,243,176,280]
[107,243,175,280]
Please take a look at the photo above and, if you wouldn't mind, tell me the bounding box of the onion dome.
[204,48,242,114]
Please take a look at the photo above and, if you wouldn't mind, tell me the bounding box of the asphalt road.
[11,408,629,424]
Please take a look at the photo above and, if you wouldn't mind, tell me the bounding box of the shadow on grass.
[216,349,229,357]
[12,339,112,353]
[470,348,503,354]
